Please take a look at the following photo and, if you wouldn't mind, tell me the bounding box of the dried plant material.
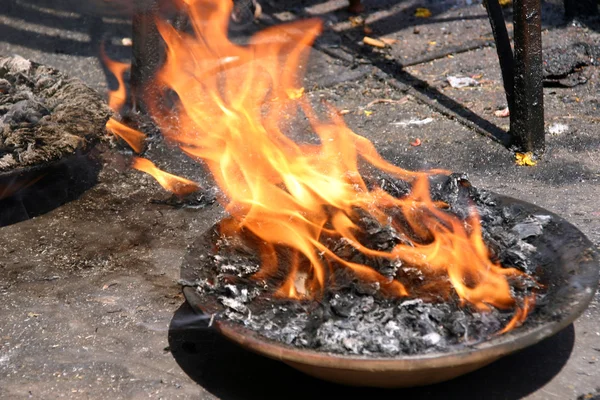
[515,152,538,167]
[365,96,409,108]
[410,138,422,147]
[392,117,433,126]
[380,37,399,45]
[415,8,432,18]
[494,107,510,118]
[338,109,351,115]
[364,110,373,117]
[0,56,110,173]
[363,25,373,35]
[363,36,386,48]
[499,0,512,7]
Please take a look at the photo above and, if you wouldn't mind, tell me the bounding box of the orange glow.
[100,43,130,113]
[107,0,534,333]
[106,118,146,153]
[498,295,536,334]
[132,157,200,196]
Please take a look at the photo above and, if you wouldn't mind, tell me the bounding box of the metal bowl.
[181,193,599,388]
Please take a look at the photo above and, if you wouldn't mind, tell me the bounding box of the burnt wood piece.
[511,0,545,154]
[564,0,599,19]
[484,0,515,113]
[131,0,162,113]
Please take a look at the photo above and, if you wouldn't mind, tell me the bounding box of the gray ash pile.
[184,173,547,357]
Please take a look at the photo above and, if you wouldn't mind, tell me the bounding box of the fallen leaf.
[428,41,437,45]
[515,152,538,166]
[499,0,512,7]
[415,7,432,18]
[364,110,373,116]
[410,138,422,147]
[363,36,386,48]
[286,87,305,100]
[27,312,40,318]
[494,107,510,118]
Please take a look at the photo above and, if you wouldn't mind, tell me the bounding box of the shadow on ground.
[168,302,575,400]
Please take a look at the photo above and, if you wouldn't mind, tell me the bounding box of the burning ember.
[104,0,540,344]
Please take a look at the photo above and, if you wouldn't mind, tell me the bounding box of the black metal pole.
[131,0,162,113]
[564,0,598,19]
[510,0,545,154]
[484,0,515,113]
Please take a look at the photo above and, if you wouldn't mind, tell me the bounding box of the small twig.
[364,96,410,109]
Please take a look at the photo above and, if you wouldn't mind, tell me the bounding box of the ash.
[190,174,548,356]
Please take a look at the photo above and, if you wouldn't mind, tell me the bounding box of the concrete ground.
[0,0,599,398]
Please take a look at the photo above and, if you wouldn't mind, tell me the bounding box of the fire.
[132,157,200,196]
[106,0,534,332]
[101,44,147,153]
[105,118,146,153]
[100,43,130,113]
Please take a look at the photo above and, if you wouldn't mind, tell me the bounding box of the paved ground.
[0,0,599,398]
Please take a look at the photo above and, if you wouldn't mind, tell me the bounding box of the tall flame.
[106,0,532,329]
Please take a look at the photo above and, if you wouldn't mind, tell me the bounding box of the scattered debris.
[363,36,386,48]
[494,107,510,118]
[364,96,409,109]
[364,110,373,116]
[414,8,432,18]
[410,138,422,147]
[548,122,569,135]
[447,76,480,88]
[515,152,538,167]
[392,117,433,126]
[499,0,512,7]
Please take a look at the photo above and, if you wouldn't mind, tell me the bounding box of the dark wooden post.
[130,0,162,113]
[510,0,545,154]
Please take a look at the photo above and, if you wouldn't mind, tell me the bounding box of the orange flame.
[101,43,148,153]
[106,0,534,332]
[100,43,130,113]
[132,157,200,196]
[106,118,146,153]
[498,294,536,334]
